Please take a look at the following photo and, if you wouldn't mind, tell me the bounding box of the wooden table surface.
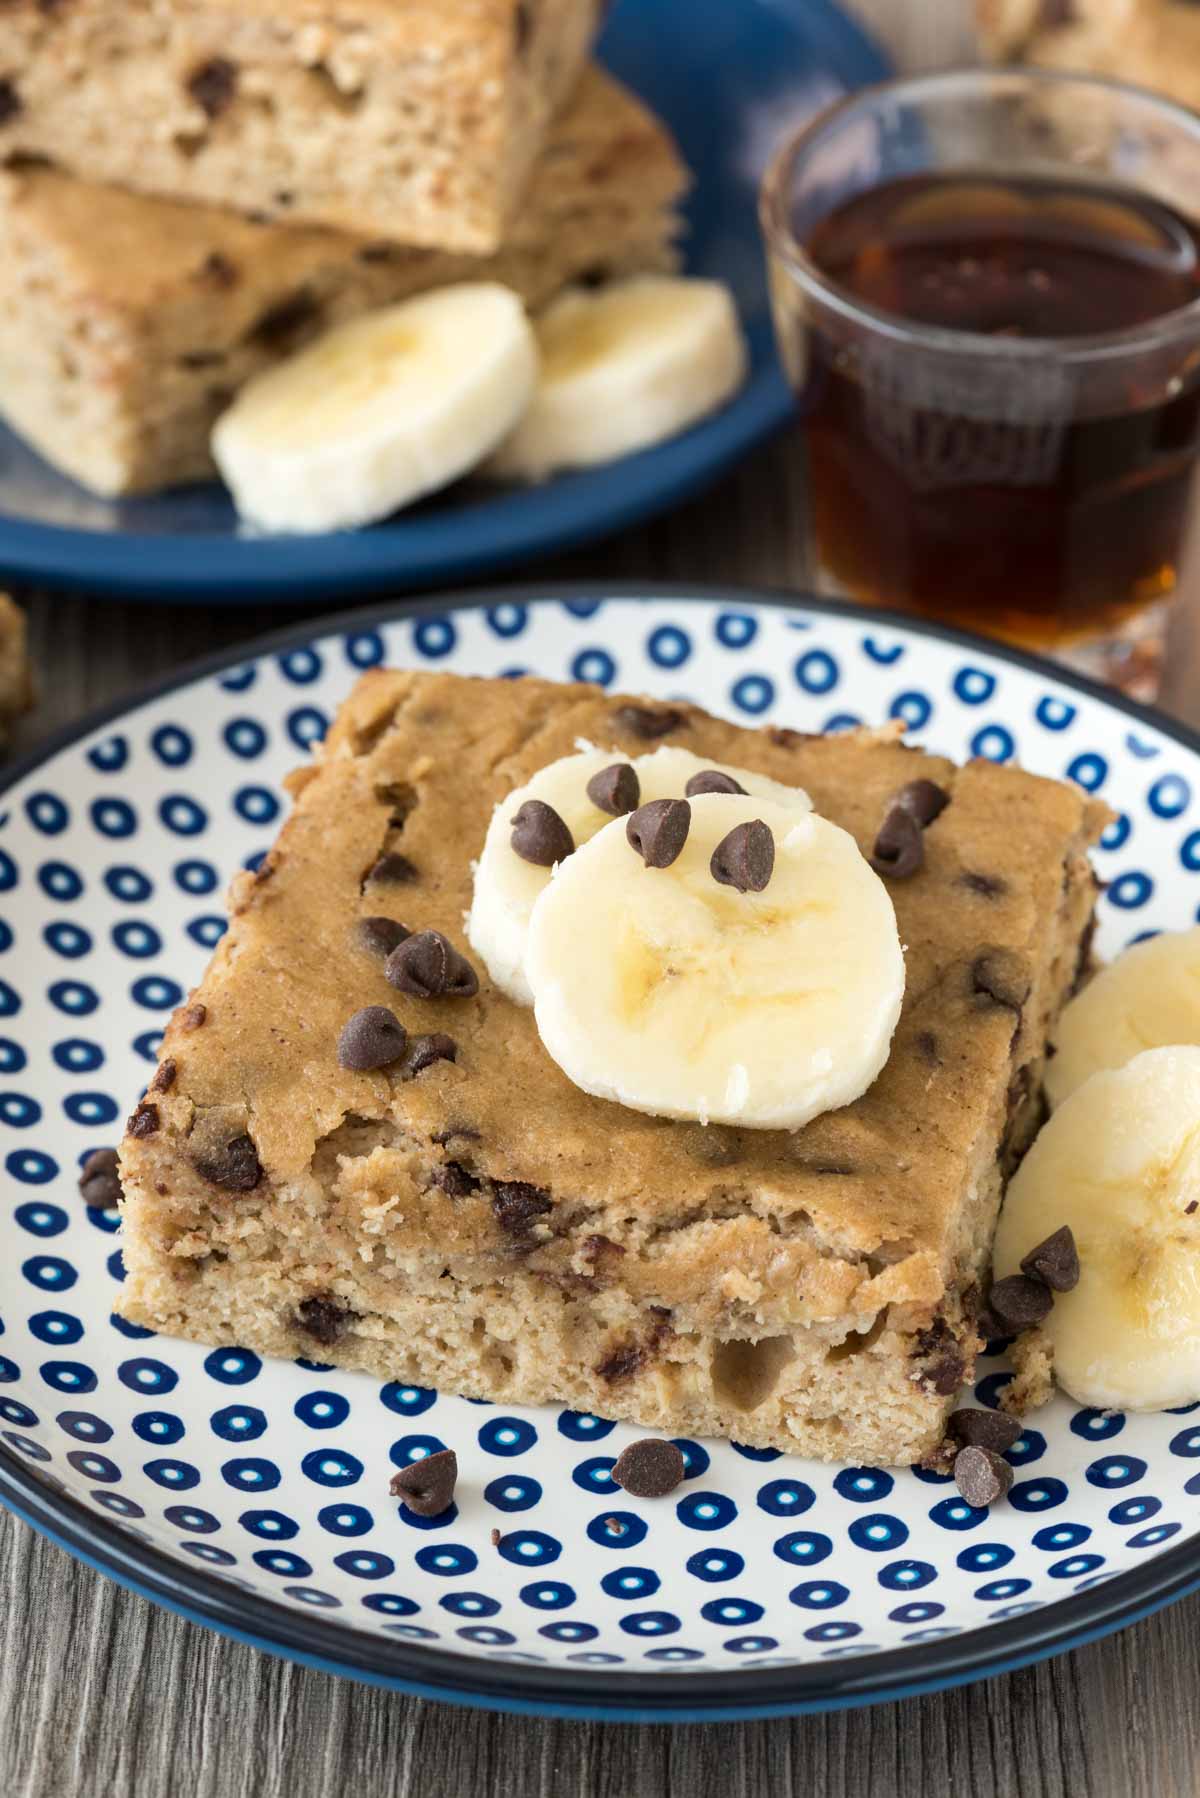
[4,6,1200,1795]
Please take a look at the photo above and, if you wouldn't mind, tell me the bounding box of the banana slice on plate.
[467,746,811,1004]
[485,277,748,482]
[212,283,537,533]
[993,1045,1200,1412]
[1046,925,1200,1107]
[524,794,904,1129]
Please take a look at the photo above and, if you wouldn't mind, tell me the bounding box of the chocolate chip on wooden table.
[988,1273,1053,1331]
[149,1058,177,1094]
[612,703,685,740]
[338,1005,407,1071]
[390,1448,458,1516]
[403,1032,458,1076]
[386,931,479,999]
[711,819,774,893]
[79,1147,122,1210]
[870,803,924,879]
[685,768,746,797]
[295,1294,355,1346]
[127,1101,160,1138]
[586,762,640,816]
[356,915,411,958]
[954,1443,1014,1508]
[1020,1225,1080,1292]
[511,799,575,866]
[626,798,690,868]
[893,779,950,827]
[947,1407,1022,1453]
[186,56,238,118]
[612,1438,686,1498]
[366,852,419,886]
[193,1132,262,1192]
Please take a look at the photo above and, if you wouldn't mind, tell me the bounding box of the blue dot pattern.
[0,596,1196,1674]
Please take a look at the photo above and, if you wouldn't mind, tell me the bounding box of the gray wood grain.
[3,5,1200,1793]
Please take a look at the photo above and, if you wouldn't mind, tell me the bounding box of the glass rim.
[758,64,1200,364]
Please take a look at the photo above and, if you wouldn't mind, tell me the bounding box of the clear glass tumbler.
[760,69,1200,700]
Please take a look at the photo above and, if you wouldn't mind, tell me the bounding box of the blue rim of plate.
[0,0,890,603]
[2,581,1199,1721]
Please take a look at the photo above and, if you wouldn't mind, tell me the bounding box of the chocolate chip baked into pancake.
[116,671,1106,1466]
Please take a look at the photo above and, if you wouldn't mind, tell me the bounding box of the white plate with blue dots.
[1,584,1197,1722]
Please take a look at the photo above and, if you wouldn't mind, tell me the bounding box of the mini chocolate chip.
[390,1447,457,1516]
[583,1233,626,1265]
[180,1003,207,1030]
[627,798,690,868]
[386,931,479,999]
[198,250,239,289]
[356,916,411,958]
[435,1161,479,1198]
[587,762,640,816]
[149,1058,177,1095]
[79,1147,122,1210]
[923,1352,966,1397]
[960,870,1008,899]
[248,287,320,350]
[1020,1225,1079,1293]
[988,1273,1053,1331]
[194,1132,262,1192]
[954,1444,1014,1509]
[404,1032,458,1076]
[894,779,950,827]
[1187,1200,1199,1216]
[187,56,238,118]
[493,1181,553,1233]
[711,819,774,893]
[338,1005,407,1072]
[296,1294,354,1345]
[367,852,418,886]
[600,1514,629,1538]
[870,804,924,879]
[768,727,816,748]
[971,950,1031,1013]
[914,1030,941,1066]
[0,78,22,126]
[490,1526,503,1548]
[947,1408,1022,1453]
[685,769,746,798]
[613,704,685,740]
[596,1342,644,1382]
[127,1101,160,1139]
[511,799,575,866]
[612,1438,686,1499]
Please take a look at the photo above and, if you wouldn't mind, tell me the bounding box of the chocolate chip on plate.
[390,1448,458,1516]
[403,1032,458,1076]
[685,768,746,798]
[894,779,950,827]
[79,1147,122,1210]
[338,1005,407,1071]
[626,798,690,868]
[954,1443,1014,1509]
[511,799,575,866]
[587,762,640,816]
[356,915,411,958]
[870,804,924,879]
[1020,1225,1080,1293]
[612,1438,687,1499]
[947,1407,1022,1454]
[386,930,479,999]
[193,1132,263,1192]
[988,1273,1054,1331]
[612,703,685,740]
[711,819,774,893]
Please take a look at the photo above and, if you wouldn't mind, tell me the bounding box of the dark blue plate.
[0,0,887,601]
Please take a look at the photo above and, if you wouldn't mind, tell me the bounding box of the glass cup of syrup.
[760,69,1200,699]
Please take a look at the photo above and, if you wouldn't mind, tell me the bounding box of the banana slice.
[212,284,537,533]
[524,795,904,1129]
[1046,925,1200,1108]
[485,277,747,482]
[467,747,811,1004]
[993,1045,1200,1412]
